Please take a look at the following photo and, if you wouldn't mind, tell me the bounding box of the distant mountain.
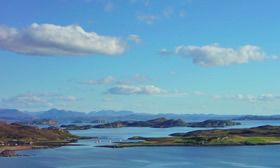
[36,108,86,120]
[233,115,280,120]
[0,109,33,121]
[88,110,134,117]
[2,108,264,123]
[23,111,45,116]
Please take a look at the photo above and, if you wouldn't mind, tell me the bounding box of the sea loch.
[1,120,280,168]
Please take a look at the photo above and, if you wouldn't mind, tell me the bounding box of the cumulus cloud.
[106,85,168,95]
[161,43,277,66]
[0,23,126,56]
[137,15,159,24]
[80,76,116,85]
[127,34,142,44]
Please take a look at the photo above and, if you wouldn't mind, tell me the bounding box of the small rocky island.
[0,122,96,157]
[61,118,240,130]
[100,125,280,148]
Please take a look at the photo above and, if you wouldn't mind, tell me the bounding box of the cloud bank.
[0,23,126,56]
[160,43,277,66]
[106,85,168,95]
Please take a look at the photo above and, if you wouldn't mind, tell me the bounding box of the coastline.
[0,137,98,157]
[98,142,280,148]
[0,145,49,157]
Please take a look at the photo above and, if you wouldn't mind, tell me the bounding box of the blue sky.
[0,0,280,114]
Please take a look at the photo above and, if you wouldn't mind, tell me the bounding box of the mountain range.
[1,108,279,123]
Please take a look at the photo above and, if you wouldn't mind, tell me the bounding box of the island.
[16,119,59,125]
[187,120,240,128]
[99,125,280,148]
[61,118,240,130]
[0,122,97,157]
[61,124,94,130]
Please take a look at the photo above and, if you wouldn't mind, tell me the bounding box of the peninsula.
[99,125,280,148]
[0,122,96,157]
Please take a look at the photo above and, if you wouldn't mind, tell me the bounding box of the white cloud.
[1,93,53,108]
[80,76,116,85]
[127,34,142,44]
[163,7,173,17]
[106,85,168,95]
[137,15,159,24]
[192,91,208,96]
[161,43,277,66]
[81,74,150,85]
[235,94,280,103]
[158,90,188,97]
[159,48,172,55]
[0,23,126,56]
[59,96,79,102]
[191,91,280,103]
[0,92,81,109]
[104,2,113,12]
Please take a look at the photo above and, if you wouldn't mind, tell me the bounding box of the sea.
[1,120,280,168]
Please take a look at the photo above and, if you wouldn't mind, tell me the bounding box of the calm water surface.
[1,120,280,168]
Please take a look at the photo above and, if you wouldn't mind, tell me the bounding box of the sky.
[0,0,280,115]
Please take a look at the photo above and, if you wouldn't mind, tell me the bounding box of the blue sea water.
[1,120,280,168]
